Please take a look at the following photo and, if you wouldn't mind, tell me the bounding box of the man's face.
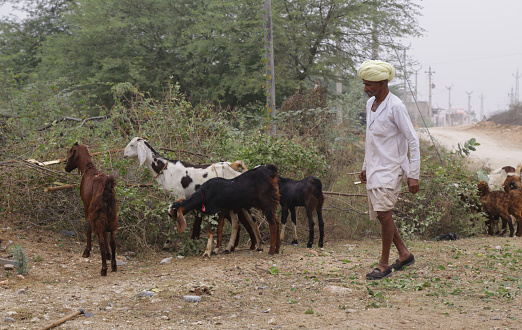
[363,80,384,98]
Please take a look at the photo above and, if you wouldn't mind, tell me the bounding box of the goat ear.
[137,141,147,166]
[176,209,187,234]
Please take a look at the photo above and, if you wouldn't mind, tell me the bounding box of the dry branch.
[323,191,367,197]
[44,182,153,192]
[159,147,208,160]
[45,184,78,192]
[36,116,108,131]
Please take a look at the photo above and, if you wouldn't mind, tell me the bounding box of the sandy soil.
[1,221,522,329]
[420,121,522,171]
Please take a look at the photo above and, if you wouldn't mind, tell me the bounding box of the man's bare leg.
[376,210,410,272]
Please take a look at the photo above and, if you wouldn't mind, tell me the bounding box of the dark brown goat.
[169,164,280,256]
[65,143,118,276]
[278,176,325,248]
[502,175,522,236]
[477,180,514,237]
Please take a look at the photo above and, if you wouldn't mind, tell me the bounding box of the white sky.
[405,0,522,117]
[3,1,522,118]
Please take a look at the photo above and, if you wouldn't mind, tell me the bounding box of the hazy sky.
[405,0,522,117]
[2,1,521,117]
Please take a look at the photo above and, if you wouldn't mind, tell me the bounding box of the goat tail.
[103,175,117,219]
[88,176,117,229]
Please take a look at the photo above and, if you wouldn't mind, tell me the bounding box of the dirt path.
[1,223,522,329]
[419,122,522,171]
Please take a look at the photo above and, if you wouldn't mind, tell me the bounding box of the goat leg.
[317,209,324,248]
[103,231,111,260]
[214,214,225,255]
[97,233,108,276]
[203,226,214,258]
[82,217,92,258]
[290,208,298,246]
[306,209,315,248]
[224,211,240,253]
[110,231,117,272]
[243,209,264,251]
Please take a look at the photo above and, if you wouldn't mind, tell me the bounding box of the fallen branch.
[25,148,125,166]
[159,147,208,160]
[44,184,78,192]
[36,116,108,131]
[45,182,153,192]
[36,117,82,131]
[323,191,367,197]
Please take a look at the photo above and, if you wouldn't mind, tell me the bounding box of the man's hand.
[359,170,367,184]
[407,178,419,194]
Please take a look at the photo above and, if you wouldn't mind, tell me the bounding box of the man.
[357,60,420,280]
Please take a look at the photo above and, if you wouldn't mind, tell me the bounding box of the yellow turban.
[357,60,395,82]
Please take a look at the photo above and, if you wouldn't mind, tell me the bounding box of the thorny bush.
[0,79,488,255]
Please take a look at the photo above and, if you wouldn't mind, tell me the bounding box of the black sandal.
[365,267,393,280]
[390,253,415,271]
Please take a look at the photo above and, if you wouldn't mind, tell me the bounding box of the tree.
[1,0,423,110]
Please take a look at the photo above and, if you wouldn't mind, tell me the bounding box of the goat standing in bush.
[502,175,522,236]
[477,180,514,237]
[65,143,118,276]
[169,164,281,256]
[278,176,325,248]
[123,137,262,251]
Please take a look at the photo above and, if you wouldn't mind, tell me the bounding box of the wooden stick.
[323,191,367,197]
[44,182,153,192]
[41,310,82,330]
[44,184,78,192]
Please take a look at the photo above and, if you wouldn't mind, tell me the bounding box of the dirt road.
[419,122,522,171]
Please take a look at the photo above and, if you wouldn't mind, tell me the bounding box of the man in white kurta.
[357,60,420,280]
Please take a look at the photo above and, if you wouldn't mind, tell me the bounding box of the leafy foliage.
[9,244,30,276]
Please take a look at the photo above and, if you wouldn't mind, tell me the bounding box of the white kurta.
[362,92,420,190]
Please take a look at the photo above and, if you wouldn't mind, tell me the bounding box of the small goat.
[502,175,522,236]
[65,143,118,276]
[278,176,325,248]
[477,180,514,237]
[123,137,263,251]
[169,164,281,256]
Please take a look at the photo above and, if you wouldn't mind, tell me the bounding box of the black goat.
[169,164,281,256]
[278,176,325,248]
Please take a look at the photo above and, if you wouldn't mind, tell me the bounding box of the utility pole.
[412,65,422,100]
[480,93,484,121]
[513,69,521,104]
[425,67,435,117]
[263,0,276,136]
[402,49,407,103]
[466,91,473,124]
[446,85,452,126]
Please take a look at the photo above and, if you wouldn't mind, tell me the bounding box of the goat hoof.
[291,240,298,246]
[223,250,231,254]
[101,269,107,276]
[306,243,313,248]
[111,267,117,272]
[82,251,90,258]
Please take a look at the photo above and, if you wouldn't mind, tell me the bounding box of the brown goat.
[65,143,118,276]
[477,181,514,237]
[502,175,522,236]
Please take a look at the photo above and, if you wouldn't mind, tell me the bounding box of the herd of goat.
[65,137,325,276]
[477,165,522,238]
[64,138,521,276]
